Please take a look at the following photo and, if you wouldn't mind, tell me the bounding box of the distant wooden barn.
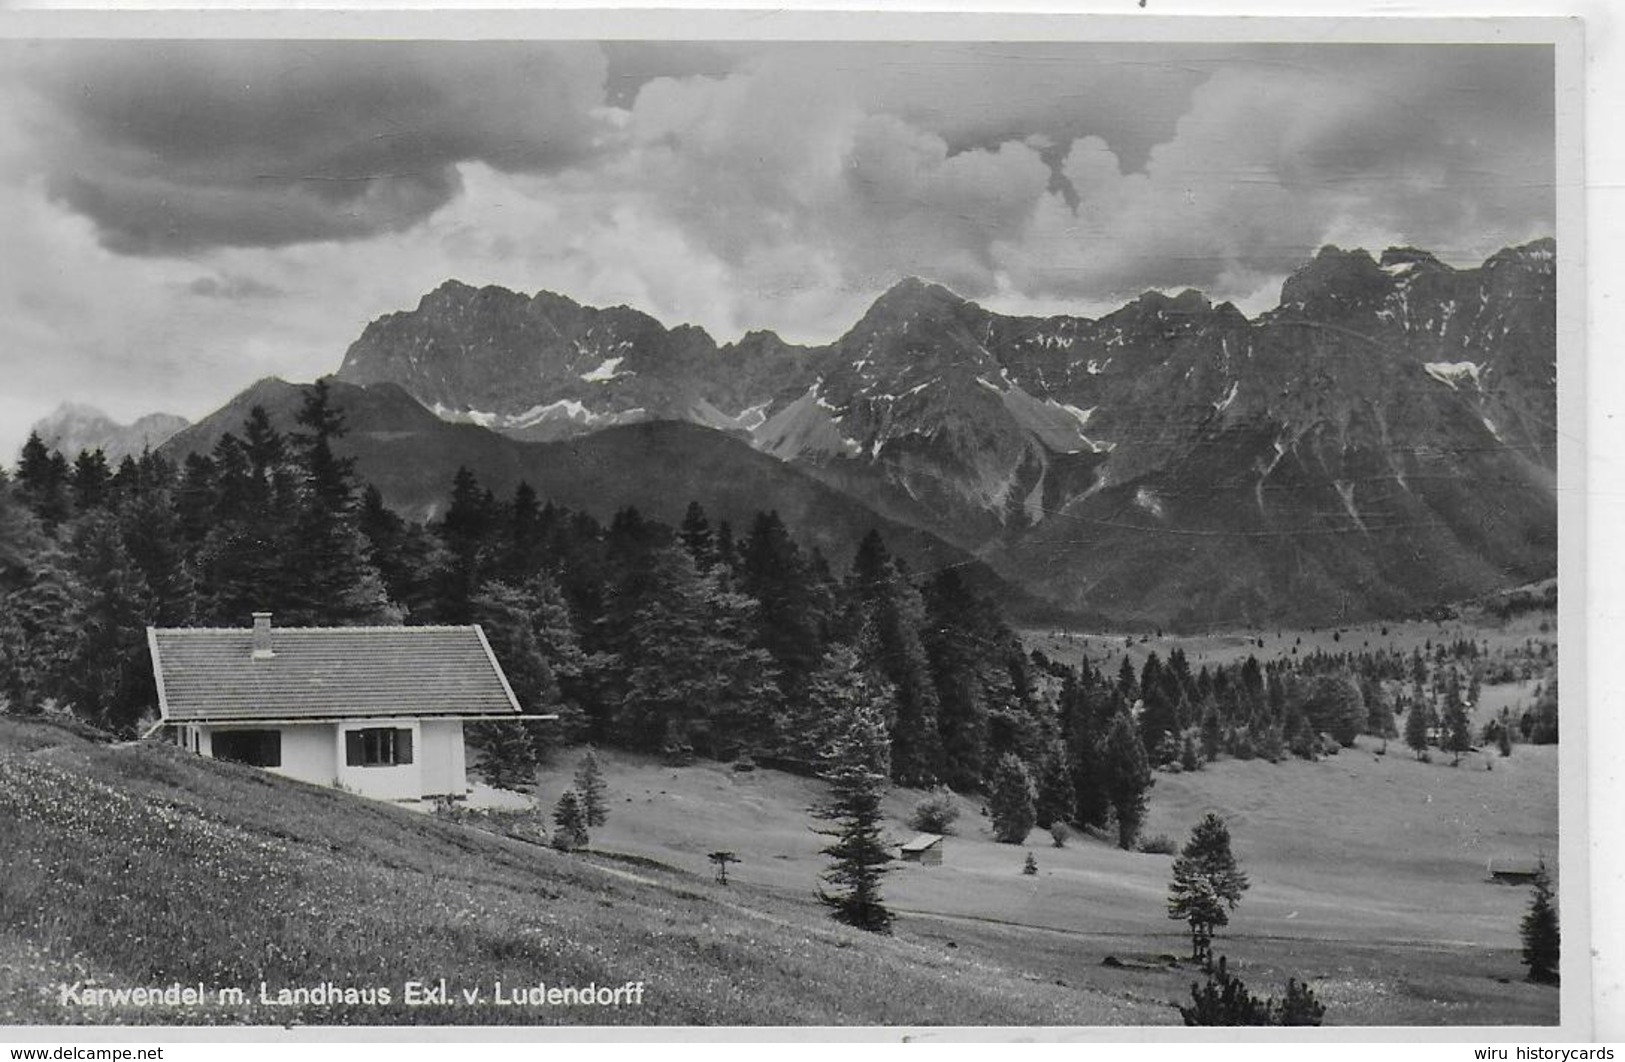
[900,833,943,866]
[1487,857,1544,885]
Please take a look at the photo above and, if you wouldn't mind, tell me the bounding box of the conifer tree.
[574,747,608,827]
[286,380,395,625]
[988,752,1037,844]
[1101,708,1154,850]
[813,690,894,933]
[1034,744,1077,829]
[601,543,776,756]
[70,449,112,513]
[473,719,539,791]
[678,500,716,569]
[15,433,71,529]
[1520,858,1560,985]
[1167,812,1250,965]
[1441,686,1474,766]
[739,510,827,689]
[1404,687,1433,760]
[0,548,83,714]
[118,485,195,625]
[65,514,156,733]
[854,551,944,787]
[551,789,589,851]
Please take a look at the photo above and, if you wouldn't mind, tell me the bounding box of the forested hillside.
[0,381,1558,843]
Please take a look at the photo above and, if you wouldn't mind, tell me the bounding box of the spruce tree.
[70,449,112,513]
[1441,688,1474,766]
[848,560,942,788]
[1404,689,1432,760]
[473,720,539,791]
[678,500,716,569]
[1034,744,1077,829]
[286,380,395,625]
[574,747,608,827]
[1167,812,1250,965]
[988,753,1037,844]
[1101,708,1155,849]
[1520,858,1560,985]
[813,697,894,934]
[15,433,71,529]
[600,542,776,756]
[551,789,589,851]
[739,510,827,690]
[65,515,156,734]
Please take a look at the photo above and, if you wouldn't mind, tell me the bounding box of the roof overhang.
[153,713,555,727]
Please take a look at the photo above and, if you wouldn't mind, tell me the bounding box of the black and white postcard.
[0,8,1591,1041]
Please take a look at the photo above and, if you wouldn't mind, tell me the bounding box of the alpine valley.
[143,239,1555,629]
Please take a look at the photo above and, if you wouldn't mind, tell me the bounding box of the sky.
[0,38,1556,461]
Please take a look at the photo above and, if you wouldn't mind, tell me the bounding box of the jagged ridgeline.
[330,240,1556,627]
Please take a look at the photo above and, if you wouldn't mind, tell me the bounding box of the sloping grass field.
[529,737,1559,1027]
[0,697,1558,1028]
[0,716,1159,1027]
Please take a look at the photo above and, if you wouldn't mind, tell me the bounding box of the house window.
[345,727,414,767]
[212,729,282,767]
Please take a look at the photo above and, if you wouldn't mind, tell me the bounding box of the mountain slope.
[27,403,189,464]
[158,378,1034,613]
[336,281,817,442]
[309,238,1557,626]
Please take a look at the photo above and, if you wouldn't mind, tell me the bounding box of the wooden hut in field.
[900,833,944,866]
[1487,857,1543,885]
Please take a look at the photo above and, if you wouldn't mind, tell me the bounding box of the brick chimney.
[252,612,274,660]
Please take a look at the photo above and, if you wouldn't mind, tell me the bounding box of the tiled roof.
[148,625,522,723]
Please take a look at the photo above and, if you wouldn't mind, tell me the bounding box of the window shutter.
[396,728,413,765]
[345,730,363,767]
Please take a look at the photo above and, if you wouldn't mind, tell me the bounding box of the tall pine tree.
[813,691,895,934]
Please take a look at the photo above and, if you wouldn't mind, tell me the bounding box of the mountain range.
[41,238,1555,627]
[28,403,189,465]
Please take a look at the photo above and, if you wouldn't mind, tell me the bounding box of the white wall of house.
[335,718,423,801]
[419,719,468,799]
[183,717,472,802]
[197,723,338,788]
[276,724,339,787]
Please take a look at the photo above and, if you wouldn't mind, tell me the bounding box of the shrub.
[908,787,960,836]
[1049,822,1069,848]
[1138,833,1177,855]
[1178,955,1325,1026]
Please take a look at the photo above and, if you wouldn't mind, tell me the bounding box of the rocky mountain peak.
[28,403,189,464]
[1277,245,1391,316]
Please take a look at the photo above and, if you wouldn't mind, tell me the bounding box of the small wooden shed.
[900,833,944,866]
[1487,857,1543,885]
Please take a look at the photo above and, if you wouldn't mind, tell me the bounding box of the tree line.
[0,386,1550,846]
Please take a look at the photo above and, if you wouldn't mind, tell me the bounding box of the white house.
[147,612,527,802]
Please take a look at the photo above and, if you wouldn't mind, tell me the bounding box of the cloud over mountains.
[0,37,1556,461]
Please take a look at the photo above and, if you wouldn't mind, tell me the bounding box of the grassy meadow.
[528,731,1557,1027]
[0,603,1560,1028]
[0,715,1159,1027]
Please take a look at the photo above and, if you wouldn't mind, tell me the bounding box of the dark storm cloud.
[11,40,609,254]
[994,43,1557,304]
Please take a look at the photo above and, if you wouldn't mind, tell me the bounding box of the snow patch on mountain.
[1424,361,1482,389]
[580,356,630,383]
